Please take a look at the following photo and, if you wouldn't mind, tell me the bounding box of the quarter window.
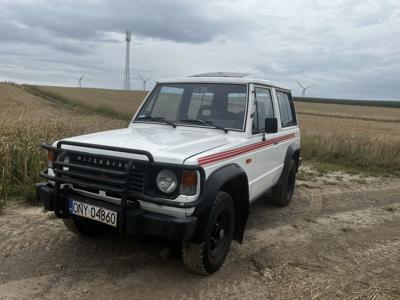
[276,91,297,127]
[253,87,274,133]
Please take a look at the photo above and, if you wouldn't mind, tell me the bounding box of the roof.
[190,72,249,78]
[156,75,290,91]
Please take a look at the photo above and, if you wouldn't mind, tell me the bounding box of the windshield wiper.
[179,119,228,133]
[136,115,176,128]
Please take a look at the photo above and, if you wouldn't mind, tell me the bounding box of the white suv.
[37,73,300,275]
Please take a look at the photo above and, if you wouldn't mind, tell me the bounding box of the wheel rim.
[209,210,231,259]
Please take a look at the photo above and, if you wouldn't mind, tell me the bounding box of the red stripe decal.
[198,133,296,166]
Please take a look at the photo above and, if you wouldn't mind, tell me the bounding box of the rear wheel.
[271,159,297,206]
[63,217,104,236]
[182,191,235,275]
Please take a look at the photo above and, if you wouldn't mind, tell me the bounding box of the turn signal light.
[47,150,55,168]
[180,170,198,195]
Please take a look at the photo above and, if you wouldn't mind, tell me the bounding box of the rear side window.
[276,91,297,127]
[253,87,274,133]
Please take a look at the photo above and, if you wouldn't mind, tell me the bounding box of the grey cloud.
[0,20,93,55]
[1,0,249,49]
[0,0,399,99]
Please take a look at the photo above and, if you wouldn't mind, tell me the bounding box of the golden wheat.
[1,82,399,207]
[299,114,400,173]
[36,85,148,119]
[295,101,400,122]
[0,83,126,203]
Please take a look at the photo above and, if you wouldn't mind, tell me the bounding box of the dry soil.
[1,168,399,299]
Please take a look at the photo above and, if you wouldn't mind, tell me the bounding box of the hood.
[61,125,230,164]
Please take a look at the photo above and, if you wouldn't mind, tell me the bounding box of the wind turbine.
[296,80,315,97]
[138,74,151,91]
[77,75,84,88]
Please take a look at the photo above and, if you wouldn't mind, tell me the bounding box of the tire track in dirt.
[0,180,399,299]
[240,186,400,259]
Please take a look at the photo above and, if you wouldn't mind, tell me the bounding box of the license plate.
[68,199,118,227]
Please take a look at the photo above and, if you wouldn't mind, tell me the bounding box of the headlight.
[156,169,177,194]
[62,155,70,171]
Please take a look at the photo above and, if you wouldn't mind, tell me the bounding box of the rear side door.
[274,90,298,164]
[248,86,282,201]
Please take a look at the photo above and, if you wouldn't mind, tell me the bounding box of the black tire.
[63,217,104,236]
[182,191,235,275]
[271,159,297,206]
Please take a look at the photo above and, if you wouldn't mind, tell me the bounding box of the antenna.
[123,31,132,90]
[77,75,84,88]
[296,80,315,97]
[138,74,151,91]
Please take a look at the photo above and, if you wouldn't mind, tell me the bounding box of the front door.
[249,86,281,201]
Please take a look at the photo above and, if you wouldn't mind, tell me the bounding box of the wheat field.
[294,101,400,173]
[298,114,400,172]
[28,85,148,120]
[295,101,400,122]
[1,82,399,206]
[0,83,126,204]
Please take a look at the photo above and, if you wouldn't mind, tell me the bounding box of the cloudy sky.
[0,0,399,99]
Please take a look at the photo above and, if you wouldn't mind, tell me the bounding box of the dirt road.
[1,169,400,299]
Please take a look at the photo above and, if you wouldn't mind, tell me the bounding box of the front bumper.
[36,183,197,242]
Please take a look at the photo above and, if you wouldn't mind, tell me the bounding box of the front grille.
[129,164,146,193]
[69,153,129,171]
[54,151,146,200]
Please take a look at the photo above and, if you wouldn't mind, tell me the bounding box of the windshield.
[135,83,248,131]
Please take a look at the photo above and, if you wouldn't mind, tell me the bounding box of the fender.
[279,143,300,183]
[190,164,249,243]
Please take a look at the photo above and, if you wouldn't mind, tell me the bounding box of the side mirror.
[265,117,278,134]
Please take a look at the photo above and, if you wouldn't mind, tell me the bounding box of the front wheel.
[182,191,235,275]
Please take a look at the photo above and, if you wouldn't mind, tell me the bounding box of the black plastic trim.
[279,144,300,183]
[57,140,154,162]
[41,143,58,152]
[190,163,250,243]
[37,186,198,242]
[54,161,128,177]
[40,170,126,193]
[54,169,128,185]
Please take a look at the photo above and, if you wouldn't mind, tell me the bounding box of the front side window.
[136,83,248,131]
[253,87,274,133]
[276,91,297,127]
